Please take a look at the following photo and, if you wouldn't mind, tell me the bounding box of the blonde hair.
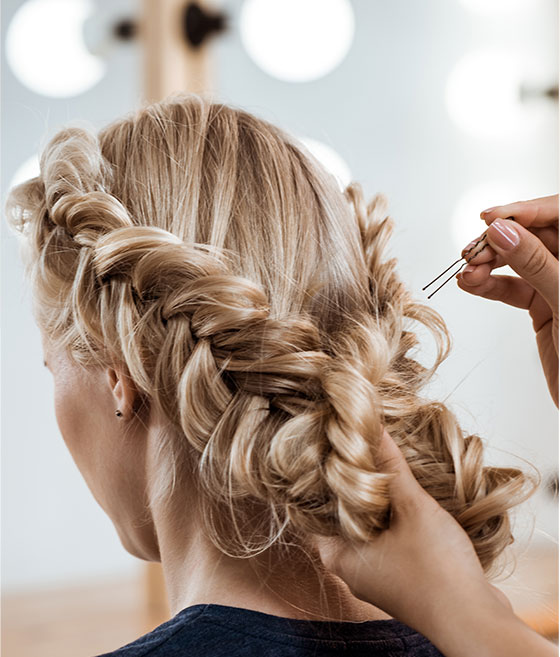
[6,93,536,576]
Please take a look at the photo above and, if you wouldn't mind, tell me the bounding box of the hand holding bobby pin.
[456,195,558,407]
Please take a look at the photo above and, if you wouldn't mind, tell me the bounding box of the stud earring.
[115,409,123,417]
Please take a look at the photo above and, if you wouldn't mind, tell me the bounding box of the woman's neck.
[155,514,392,622]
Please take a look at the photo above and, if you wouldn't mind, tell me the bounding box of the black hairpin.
[423,216,515,299]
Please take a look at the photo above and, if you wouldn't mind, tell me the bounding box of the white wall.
[2,0,145,592]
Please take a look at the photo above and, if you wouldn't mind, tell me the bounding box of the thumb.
[375,429,427,505]
[486,218,559,312]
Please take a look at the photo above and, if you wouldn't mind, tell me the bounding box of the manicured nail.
[487,218,519,250]
[462,239,478,256]
[463,265,476,273]
[481,206,497,216]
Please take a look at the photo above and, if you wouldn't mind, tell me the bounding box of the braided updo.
[6,93,535,575]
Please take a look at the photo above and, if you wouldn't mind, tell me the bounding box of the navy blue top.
[96,603,444,656]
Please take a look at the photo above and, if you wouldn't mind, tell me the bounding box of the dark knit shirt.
[96,603,444,656]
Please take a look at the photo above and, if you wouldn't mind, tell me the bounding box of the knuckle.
[522,242,549,280]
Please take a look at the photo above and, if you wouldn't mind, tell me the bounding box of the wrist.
[415,579,555,657]
[402,577,499,640]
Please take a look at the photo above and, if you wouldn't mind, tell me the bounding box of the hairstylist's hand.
[313,428,556,657]
[456,195,558,407]
[313,428,507,630]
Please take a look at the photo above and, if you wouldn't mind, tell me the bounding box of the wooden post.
[138,0,215,629]
[140,0,215,104]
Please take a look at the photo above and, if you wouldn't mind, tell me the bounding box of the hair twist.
[6,95,538,575]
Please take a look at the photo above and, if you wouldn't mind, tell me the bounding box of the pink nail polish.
[487,219,519,250]
[462,239,478,256]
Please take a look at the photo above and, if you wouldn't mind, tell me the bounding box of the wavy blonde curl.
[6,93,537,576]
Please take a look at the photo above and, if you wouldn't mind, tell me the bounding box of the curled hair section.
[5,94,538,575]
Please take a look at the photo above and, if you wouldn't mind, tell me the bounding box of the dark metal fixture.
[113,18,137,41]
[520,83,559,103]
[183,2,228,48]
[111,3,228,49]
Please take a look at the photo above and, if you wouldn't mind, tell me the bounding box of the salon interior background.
[2,0,558,617]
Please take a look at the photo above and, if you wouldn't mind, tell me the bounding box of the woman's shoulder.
[95,603,445,656]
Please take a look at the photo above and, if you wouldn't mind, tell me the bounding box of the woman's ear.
[106,365,140,420]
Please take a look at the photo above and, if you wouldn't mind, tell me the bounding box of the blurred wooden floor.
[2,569,169,657]
[495,544,558,641]
[2,546,557,656]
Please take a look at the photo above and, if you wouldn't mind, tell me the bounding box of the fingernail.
[463,265,476,273]
[487,218,520,250]
[481,206,497,216]
[462,239,478,256]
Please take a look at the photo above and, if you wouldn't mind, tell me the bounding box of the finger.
[460,261,495,287]
[463,246,508,269]
[462,241,497,264]
[480,195,558,228]
[484,219,559,312]
[314,429,424,560]
[375,429,426,505]
[312,534,344,570]
[481,225,558,255]
[456,272,537,310]
[462,226,557,264]
[461,258,514,285]
[532,226,560,256]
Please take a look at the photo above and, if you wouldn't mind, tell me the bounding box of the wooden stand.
[139,0,214,626]
[140,0,215,104]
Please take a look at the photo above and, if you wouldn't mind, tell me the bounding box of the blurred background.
[1,0,558,654]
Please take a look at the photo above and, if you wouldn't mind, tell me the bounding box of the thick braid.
[7,129,136,350]
[93,226,272,433]
[92,224,397,543]
[32,171,394,547]
[6,109,536,574]
[13,164,531,572]
[342,183,532,573]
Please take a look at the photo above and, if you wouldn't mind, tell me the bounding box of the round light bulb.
[445,49,536,139]
[239,0,354,82]
[6,0,105,98]
[9,154,41,190]
[299,137,352,191]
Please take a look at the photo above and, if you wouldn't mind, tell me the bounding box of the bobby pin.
[422,216,515,299]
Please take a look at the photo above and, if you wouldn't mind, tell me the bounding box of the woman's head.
[7,93,535,575]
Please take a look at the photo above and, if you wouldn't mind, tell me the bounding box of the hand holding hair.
[457,194,559,407]
[314,428,557,657]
